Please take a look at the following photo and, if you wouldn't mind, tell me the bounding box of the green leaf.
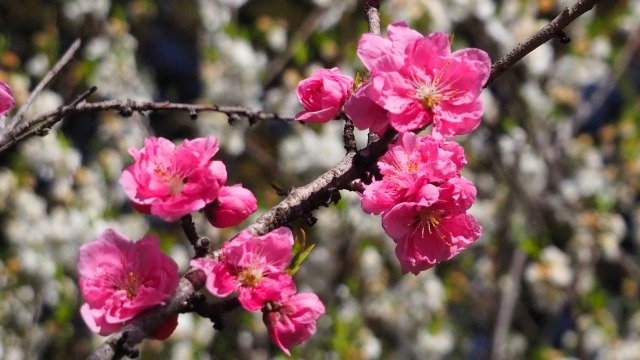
[288,243,315,275]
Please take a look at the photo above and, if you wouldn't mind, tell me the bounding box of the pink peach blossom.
[382,177,481,274]
[361,132,466,214]
[191,227,295,311]
[361,180,408,215]
[77,229,180,336]
[295,67,354,123]
[263,290,325,356]
[0,81,15,116]
[206,184,258,228]
[344,22,422,132]
[119,136,226,222]
[354,22,491,136]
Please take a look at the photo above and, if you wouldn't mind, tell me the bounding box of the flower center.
[412,62,462,110]
[109,270,141,299]
[123,271,141,298]
[237,266,264,288]
[411,209,451,244]
[418,209,441,234]
[154,165,186,196]
[416,83,443,110]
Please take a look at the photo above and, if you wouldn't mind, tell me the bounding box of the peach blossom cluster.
[191,227,325,355]
[294,23,488,274]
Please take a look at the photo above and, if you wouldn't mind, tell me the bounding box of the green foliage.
[288,229,315,276]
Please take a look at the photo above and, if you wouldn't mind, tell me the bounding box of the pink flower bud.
[0,81,15,116]
[206,184,258,228]
[295,68,354,123]
[263,292,325,356]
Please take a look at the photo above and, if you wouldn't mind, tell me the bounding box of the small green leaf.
[288,243,315,275]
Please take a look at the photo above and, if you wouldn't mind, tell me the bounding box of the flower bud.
[206,185,257,228]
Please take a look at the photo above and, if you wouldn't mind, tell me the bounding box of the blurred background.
[1,0,640,359]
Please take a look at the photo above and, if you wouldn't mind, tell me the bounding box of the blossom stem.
[181,215,209,258]
[8,39,81,130]
[342,117,357,153]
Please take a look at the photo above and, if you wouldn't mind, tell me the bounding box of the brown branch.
[190,294,242,330]
[365,0,381,35]
[180,214,210,258]
[485,0,601,87]
[364,0,382,145]
[249,127,396,235]
[0,99,293,154]
[88,128,398,360]
[7,39,81,129]
[342,117,357,153]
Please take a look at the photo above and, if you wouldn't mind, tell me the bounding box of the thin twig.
[486,0,601,87]
[365,0,381,35]
[180,214,210,258]
[37,86,97,133]
[8,39,81,129]
[0,99,293,154]
[0,86,96,153]
[365,0,382,145]
[25,100,293,125]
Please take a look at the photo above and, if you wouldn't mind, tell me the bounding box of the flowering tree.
[5,0,640,359]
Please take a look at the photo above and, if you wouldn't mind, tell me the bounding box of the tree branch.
[485,0,601,87]
[249,127,396,236]
[365,0,381,35]
[7,39,81,129]
[0,99,293,154]
[342,117,357,153]
[180,214,211,258]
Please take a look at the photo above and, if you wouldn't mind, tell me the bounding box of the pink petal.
[0,81,15,116]
[344,83,389,132]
